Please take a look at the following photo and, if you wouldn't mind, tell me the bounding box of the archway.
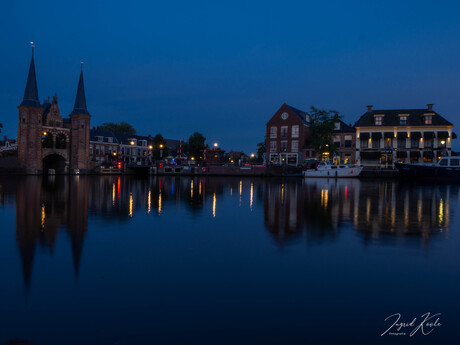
[43,154,67,175]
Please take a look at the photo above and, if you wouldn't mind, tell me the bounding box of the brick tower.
[69,64,91,173]
[17,46,43,173]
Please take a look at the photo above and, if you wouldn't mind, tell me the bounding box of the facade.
[17,49,91,174]
[355,105,456,165]
[265,103,313,165]
[332,120,356,164]
[118,135,153,166]
[89,130,119,165]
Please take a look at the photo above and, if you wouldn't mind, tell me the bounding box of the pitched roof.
[20,52,41,107]
[354,108,453,127]
[286,104,310,125]
[334,120,356,133]
[71,67,89,115]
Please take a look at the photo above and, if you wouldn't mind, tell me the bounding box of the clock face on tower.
[281,112,289,120]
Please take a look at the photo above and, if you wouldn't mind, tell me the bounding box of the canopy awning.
[397,151,407,158]
[384,132,394,138]
[371,132,382,139]
[397,132,408,139]
[438,131,449,138]
[359,132,370,140]
[410,151,421,158]
[410,132,422,139]
[423,131,435,139]
[453,132,458,139]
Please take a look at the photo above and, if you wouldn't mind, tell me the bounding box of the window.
[90,146,93,154]
[80,120,85,129]
[334,122,340,130]
[270,126,277,139]
[292,125,299,138]
[439,159,448,166]
[97,136,103,142]
[410,138,419,149]
[397,138,406,149]
[399,116,407,125]
[424,138,433,148]
[108,137,113,143]
[291,140,299,152]
[451,158,460,166]
[281,126,288,138]
[374,116,383,126]
[372,139,380,149]
[333,135,341,147]
[280,140,288,152]
[344,135,352,148]
[269,141,277,152]
[360,139,368,149]
[425,116,432,125]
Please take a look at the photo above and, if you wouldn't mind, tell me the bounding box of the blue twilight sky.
[1,0,459,152]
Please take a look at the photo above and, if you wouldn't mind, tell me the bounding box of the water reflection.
[0,176,458,291]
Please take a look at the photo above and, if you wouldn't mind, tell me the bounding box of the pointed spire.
[20,43,40,107]
[71,61,89,115]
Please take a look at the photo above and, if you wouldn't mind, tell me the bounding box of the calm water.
[0,176,459,344]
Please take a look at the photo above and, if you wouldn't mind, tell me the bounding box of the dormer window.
[424,115,433,125]
[97,136,103,142]
[399,116,407,125]
[374,115,384,126]
[334,122,340,130]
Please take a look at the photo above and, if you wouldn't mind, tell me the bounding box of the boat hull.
[303,167,363,178]
[395,163,460,181]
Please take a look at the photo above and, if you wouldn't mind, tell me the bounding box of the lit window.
[374,116,383,126]
[425,116,432,125]
[399,116,407,125]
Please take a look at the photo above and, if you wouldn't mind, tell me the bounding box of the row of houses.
[265,103,456,165]
[89,129,180,166]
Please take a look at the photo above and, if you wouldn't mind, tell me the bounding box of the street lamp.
[214,142,218,148]
[440,140,446,145]
[250,153,255,158]
[130,140,135,145]
[159,144,164,159]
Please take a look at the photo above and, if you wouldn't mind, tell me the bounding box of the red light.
[117,162,122,169]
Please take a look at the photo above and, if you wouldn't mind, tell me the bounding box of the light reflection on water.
[0,176,459,344]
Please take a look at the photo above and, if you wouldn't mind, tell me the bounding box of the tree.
[308,106,342,158]
[98,122,137,135]
[183,132,206,160]
[257,141,265,160]
[151,134,168,160]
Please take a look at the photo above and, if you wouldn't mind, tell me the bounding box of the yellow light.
[129,192,133,217]
[130,141,135,145]
[41,203,45,230]
[441,140,446,145]
[214,142,218,147]
[113,152,117,156]
[191,180,194,198]
[43,131,47,135]
[158,193,162,215]
[148,145,153,149]
[147,190,151,214]
[250,153,255,158]
[112,183,115,205]
[191,157,195,161]
[212,193,217,218]
[250,183,254,210]
[160,144,164,148]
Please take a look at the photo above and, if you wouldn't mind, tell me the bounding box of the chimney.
[427,103,434,110]
[367,105,373,112]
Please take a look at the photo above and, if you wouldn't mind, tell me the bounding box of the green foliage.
[151,134,168,159]
[183,132,206,160]
[257,141,265,160]
[98,122,137,135]
[309,106,342,156]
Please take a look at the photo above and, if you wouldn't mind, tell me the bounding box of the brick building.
[332,120,356,164]
[265,103,314,165]
[17,49,91,174]
[89,130,119,165]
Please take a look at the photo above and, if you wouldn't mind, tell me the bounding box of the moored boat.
[303,161,363,178]
[395,156,460,180]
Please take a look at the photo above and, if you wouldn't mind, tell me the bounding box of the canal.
[0,176,459,344]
